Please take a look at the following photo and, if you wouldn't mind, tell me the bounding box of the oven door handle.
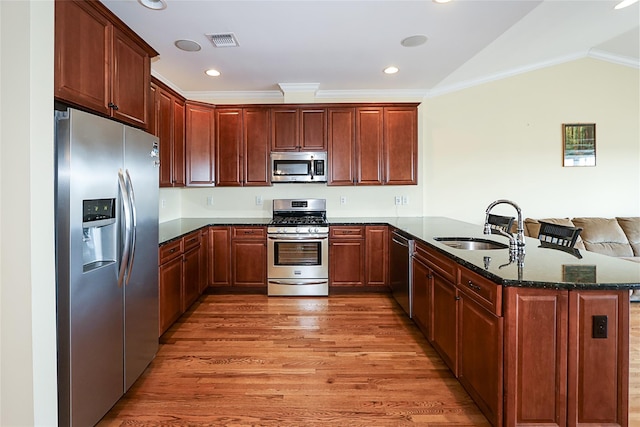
[268,280,328,286]
[267,235,328,241]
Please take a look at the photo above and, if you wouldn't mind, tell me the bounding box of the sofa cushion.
[571,217,633,257]
[616,217,640,257]
[524,218,585,249]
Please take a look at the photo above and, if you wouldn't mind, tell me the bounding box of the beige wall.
[162,58,640,224]
[0,1,57,425]
[424,58,640,223]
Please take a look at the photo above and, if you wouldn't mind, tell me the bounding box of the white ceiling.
[100,0,640,98]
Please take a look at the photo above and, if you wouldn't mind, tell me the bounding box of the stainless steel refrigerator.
[55,107,159,427]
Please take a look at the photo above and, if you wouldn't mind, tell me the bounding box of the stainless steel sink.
[434,237,509,250]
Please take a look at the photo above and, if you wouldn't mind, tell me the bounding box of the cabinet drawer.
[232,226,266,239]
[330,226,364,239]
[414,243,457,283]
[182,231,201,251]
[159,239,183,264]
[459,267,502,316]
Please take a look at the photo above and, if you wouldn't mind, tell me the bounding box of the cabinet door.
[232,240,267,287]
[271,108,298,151]
[172,99,186,187]
[111,27,150,128]
[182,246,201,311]
[199,228,209,294]
[243,108,271,186]
[384,106,417,185]
[209,227,231,287]
[158,256,182,336]
[54,0,110,115]
[216,108,243,186]
[459,294,503,427]
[327,108,356,185]
[504,287,568,427]
[329,240,365,286]
[157,90,174,187]
[412,257,431,339]
[356,107,384,185]
[567,291,629,426]
[186,102,216,186]
[431,273,458,374]
[300,108,326,151]
[365,225,388,287]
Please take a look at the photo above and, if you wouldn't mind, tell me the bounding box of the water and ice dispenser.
[82,198,117,272]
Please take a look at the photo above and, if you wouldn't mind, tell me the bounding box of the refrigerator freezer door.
[123,126,159,389]
[56,108,125,427]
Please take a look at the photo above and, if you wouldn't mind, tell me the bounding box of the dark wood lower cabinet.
[411,255,431,339]
[431,272,458,375]
[209,226,231,287]
[231,227,267,288]
[329,226,365,287]
[158,252,182,336]
[458,293,503,427]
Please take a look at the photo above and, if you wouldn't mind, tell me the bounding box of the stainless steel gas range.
[267,199,329,296]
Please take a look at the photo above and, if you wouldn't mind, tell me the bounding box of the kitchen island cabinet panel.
[411,253,432,339]
[567,291,628,427]
[504,288,568,427]
[431,272,458,375]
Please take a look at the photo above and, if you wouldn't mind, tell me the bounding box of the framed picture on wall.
[563,123,596,167]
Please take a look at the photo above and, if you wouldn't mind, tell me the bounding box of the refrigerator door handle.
[124,169,137,285]
[117,169,132,288]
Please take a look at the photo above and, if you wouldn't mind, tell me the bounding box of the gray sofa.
[524,217,640,301]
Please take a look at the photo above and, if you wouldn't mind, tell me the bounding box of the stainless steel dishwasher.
[390,230,414,318]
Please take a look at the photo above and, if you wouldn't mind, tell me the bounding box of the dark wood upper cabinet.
[215,108,243,186]
[384,106,418,185]
[356,107,385,185]
[152,78,185,187]
[54,0,157,128]
[185,101,215,186]
[271,106,326,151]
[327,108,356,185]
[243,108,271,186]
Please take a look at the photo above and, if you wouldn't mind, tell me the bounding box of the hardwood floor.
[99,294,640,427]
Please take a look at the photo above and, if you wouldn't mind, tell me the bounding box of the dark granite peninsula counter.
[159,217,272,244]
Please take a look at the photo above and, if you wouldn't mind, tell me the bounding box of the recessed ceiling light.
[383,66,399,75]
[138,0,166,10]
[614,0,638,9]
[174,40,202,52]
[401,35,428,48]
[433,0,452,3]
[205,69,221,77]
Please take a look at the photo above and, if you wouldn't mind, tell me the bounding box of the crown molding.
[587,49,640,69]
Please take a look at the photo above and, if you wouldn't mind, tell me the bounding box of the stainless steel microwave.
[271,152,327,183]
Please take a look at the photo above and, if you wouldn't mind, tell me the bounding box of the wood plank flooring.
[98,294,640,427]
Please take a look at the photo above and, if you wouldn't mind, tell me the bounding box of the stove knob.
[312,227,318,233]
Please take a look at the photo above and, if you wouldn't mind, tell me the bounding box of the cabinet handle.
[169,248,176,253]
[428,273,433,279]
[467,280,481,291]
[455,296,461,301]
[108,102,119,111]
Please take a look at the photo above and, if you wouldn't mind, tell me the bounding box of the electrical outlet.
[394,196,401,205]
[206,196,214,206]
[402,195,408,205]
[161,199,166,208]
[255,195,263,206]
[340,196,347,205]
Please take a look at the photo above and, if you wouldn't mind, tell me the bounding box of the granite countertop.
[159,216,640,291]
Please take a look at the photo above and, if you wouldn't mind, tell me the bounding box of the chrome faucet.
[484,199,525,257]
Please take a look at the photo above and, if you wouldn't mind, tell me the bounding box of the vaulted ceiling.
[101,0,640,97]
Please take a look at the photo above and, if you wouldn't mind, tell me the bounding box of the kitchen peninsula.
[159,216,639,427]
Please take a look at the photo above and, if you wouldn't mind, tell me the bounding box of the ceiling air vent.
[206,33,239,48]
